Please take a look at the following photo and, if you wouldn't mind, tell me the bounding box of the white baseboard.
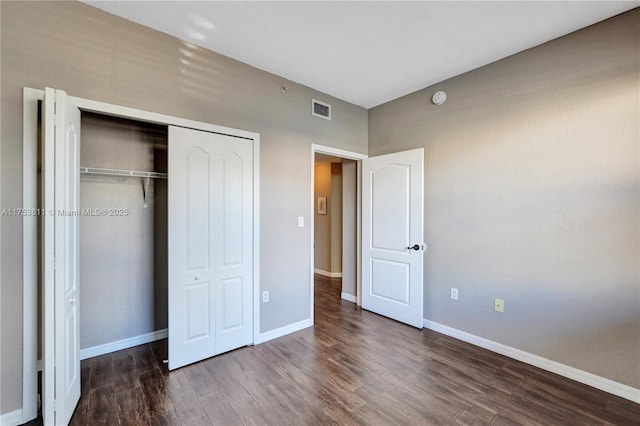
[314,269,342,278]
[341,292,356,303]
[255,319,312,344]
[0,408,23,426]
[80,328,168,360]
[423,319,640,404]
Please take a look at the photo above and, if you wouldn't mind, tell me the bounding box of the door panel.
[43,88,82,425]
[371,165,409,250]
[56,89,81,425]
[213,134,253,355]
[168,126,253,370]
[169,129,217,369]
[371,259,410,303]
[362,148,424,328]
[185,282,212,340]
[186,148,211,270]
[221,278,243,330]
[221,153,243,266]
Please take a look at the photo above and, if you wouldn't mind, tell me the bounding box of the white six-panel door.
[362,148,424,328]
[42,88,82,425]
[168,126,253,370]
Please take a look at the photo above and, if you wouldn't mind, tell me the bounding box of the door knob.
[407,244,420,251]
[194,275,201,281]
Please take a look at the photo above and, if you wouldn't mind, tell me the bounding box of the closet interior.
[78,112,168,355]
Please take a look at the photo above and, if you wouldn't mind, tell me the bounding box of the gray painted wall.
[369,10,639,388]
[0,1,367,414]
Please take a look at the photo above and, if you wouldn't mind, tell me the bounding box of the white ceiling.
[83,1,638,109]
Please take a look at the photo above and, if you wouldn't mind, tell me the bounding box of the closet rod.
[80,167,167,179]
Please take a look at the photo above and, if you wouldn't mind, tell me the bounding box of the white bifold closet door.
[168,126,254,370]
[42,88,82,425]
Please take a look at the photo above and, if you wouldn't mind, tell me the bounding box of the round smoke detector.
[432,90,447,106]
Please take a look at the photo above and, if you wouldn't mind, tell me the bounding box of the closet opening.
[77,112,169,359]
[33,108,171,421]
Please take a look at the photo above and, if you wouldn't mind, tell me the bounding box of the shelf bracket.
[142,177,151,208]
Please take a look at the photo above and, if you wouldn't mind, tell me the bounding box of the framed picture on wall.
[317,197,327,215]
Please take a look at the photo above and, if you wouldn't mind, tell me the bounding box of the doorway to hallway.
[313,154,357,305]
[309,144,366,326]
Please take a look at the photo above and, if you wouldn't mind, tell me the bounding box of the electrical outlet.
[494,298,504,312]
[262,291,269,303]
[450,288,458,300]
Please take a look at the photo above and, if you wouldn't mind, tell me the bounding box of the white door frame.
[22,87,260,424]
[310,144,367,322]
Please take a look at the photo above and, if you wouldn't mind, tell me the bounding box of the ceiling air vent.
[312,99,331,120]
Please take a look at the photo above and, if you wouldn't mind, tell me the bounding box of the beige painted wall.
[342,160,357,297]
[369,10,639,388]
[0,1,367,414]
[330,163,343,274]
[314,161,343,276]
[314,162,332,273]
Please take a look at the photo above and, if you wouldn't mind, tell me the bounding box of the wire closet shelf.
[79,167,167,208]
[79,167,167,179]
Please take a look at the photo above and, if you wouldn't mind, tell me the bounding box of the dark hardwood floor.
[59,275,639,425]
